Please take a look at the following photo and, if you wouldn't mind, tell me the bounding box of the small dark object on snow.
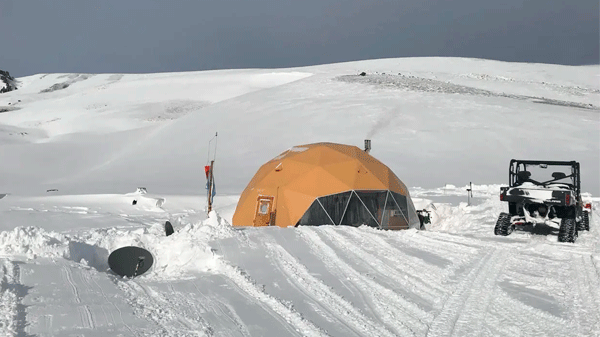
[132,199,137,205]
[165,221,174,236]
[417,209,431,230]
[47,189,58,192]
[359,72,366,76]
[108,246,154,278]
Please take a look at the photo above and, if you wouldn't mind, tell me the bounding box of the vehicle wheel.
[558,217,577,243]
[494,212,514,236]
[582,211,590,231]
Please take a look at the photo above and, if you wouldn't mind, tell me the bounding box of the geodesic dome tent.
[232,142,420,230]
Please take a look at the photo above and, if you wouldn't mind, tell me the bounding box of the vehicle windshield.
[520,163,574,187]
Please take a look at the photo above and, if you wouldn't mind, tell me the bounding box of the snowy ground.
[0,57,598,336]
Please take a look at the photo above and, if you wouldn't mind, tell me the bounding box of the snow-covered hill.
[0,70,18,94]
[0,57,598,336]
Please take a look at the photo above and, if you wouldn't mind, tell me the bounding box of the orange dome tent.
[232,142,421,230]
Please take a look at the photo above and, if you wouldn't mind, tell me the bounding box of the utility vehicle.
[495,160,592,243]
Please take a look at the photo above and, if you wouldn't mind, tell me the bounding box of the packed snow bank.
[0,226,68,259]
[0,210,236,280]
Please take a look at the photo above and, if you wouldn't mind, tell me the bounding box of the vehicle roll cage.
[509,159,580,195]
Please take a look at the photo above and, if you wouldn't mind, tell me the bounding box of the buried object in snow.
[165,221,174,236]
[108,246,154,277]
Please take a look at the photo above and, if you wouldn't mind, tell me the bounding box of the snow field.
[0,58,598,335]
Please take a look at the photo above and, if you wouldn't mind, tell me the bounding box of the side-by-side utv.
[495,160,592,243]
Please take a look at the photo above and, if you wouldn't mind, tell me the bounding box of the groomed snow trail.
[0,192,598,336]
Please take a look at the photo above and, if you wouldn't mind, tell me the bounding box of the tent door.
[254,196,274,227]
[388,209,409,230]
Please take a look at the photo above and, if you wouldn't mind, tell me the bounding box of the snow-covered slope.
[0,57,598,336]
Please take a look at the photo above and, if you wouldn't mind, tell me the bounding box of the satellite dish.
[108,246,154,278]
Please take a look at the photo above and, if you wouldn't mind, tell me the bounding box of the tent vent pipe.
[364,139,371,153]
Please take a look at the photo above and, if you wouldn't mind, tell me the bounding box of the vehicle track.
[338,227,448,304]
[264,239,396,337]
[90,272,136,335]
[219,261,329,337]
[299,227,431,336]
[192,280,252,337]
[62,266,81,303]
[485,291,572,336]
[116,278,213,337]
[570,253,600,336]
[427,247,505,337]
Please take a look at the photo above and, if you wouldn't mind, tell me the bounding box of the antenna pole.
[205,132,218,214]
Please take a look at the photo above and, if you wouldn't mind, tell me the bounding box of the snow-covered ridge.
[0,70,18,94]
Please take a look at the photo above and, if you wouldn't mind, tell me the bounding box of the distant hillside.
[0,70,18,93]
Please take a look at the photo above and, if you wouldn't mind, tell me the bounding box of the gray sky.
[1,0,598,77]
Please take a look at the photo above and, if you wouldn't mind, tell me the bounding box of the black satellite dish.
[108,246,154,278]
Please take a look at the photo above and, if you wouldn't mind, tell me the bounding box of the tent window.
[318,191,352,226]
[259,201,269,214]
[340,192,379,228]
[297,200,335,226]
[354,190,387,228]
[297,190,416,230]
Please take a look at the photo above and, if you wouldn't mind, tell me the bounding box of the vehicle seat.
[516,171,531,185]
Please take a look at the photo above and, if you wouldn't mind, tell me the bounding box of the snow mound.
[0,210,236,280]
[0,226,68,259]
[72,210,236,280]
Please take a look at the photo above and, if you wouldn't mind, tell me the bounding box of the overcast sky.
[1,0,598,77]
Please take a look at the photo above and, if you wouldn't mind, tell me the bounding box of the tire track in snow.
[61,266,81,303]
[365,228,482,266]
[165,283,213,333]
[117,279,213,337]
[570,254,600,336]
[298,227,431,336]
[219,262,329,337]
[91,274,136,335]
[192,280,252,337]
[263,239,397,337]
[78,305,95,329]
[426,247,506,337]
[340,228,448,304]
[485,291,572,336]
[79,270,103,329]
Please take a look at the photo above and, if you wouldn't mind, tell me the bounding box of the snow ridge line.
[219,262,329,337]
[426,247,505,337]
[263,240,397,337]
[341,228,448,302]
[298,227,430,336]
[0,260,18,336]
